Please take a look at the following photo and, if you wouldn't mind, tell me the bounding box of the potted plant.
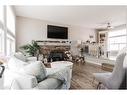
[20,40,40,57]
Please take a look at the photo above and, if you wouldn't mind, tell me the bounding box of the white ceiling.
[14,6,127,29]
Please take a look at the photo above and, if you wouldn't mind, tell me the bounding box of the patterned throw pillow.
[20,61,47,83]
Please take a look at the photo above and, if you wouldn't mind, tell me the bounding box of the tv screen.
[47,25,68,39]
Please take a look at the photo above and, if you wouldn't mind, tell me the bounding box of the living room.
[0,5,127,90]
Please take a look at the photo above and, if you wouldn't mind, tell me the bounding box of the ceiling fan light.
[107,25,111,29]
[107,23,113,29]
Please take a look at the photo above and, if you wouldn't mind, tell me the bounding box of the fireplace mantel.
[36,40,71,56]
[36,40,71,46]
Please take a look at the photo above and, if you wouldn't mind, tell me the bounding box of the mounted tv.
[47,25,68,39]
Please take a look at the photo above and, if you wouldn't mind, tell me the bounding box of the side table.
[101,63,114,72]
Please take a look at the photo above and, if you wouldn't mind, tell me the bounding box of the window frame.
[107,27,127,60]
[0,6,16,56]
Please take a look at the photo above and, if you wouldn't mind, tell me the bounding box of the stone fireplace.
[48,50,65,62]
[36,40,71,62]
[39,45,70,62]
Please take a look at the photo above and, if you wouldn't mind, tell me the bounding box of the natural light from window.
[0,6,4,24]
[6,6,15,56]
[0,6,15,56]
[0,6,4,54]
[108,28,127,60]
[6,34,15,56]
[7,6,15,35]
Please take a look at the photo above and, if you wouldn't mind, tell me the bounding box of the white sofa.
[4,68,65,89]
[3,52,73,89]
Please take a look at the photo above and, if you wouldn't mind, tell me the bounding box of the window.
[6,6,16,56]
[108,28,127,60]
[0,29,4,54]
[0,6,4,23]
[0,6,4,54]
[6,34,15,56]
[0,6,15,56]
[7,6,15,35]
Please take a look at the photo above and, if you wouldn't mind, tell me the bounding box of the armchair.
[93,48,127,89]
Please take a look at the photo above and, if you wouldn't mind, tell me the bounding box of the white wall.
[16,16,71,50]
[16,16,95,50]
[70,25,95,41]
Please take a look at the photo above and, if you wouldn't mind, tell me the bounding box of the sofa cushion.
[10,79,21,90]
[8,56,28,72]
[20,61,47,83]
[33,78,62,89]
[14,52,27,62]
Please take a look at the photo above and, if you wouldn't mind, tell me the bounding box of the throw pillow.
[14,52,27,62]
[10,79,21,89]
[20,61,47,83]
[8,56,28,72]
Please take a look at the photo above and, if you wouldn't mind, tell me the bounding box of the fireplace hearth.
[48,50,65,62]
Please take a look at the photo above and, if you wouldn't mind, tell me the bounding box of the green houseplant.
[20,40,40,56]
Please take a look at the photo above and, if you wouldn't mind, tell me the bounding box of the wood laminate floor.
[70,62,107,89]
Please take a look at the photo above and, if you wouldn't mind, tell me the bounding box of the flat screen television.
[47,25,68,39]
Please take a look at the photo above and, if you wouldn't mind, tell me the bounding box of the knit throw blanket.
[48,67,70,89]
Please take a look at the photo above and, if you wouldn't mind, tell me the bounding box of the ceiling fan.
[96,22,114,30]
[106,22,113,30]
